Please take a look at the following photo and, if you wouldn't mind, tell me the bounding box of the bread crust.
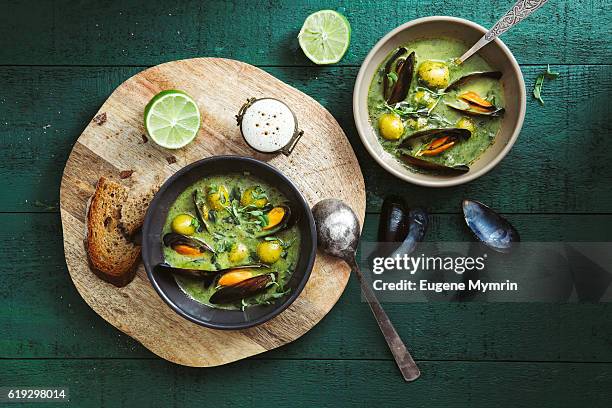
[86,177,141,287]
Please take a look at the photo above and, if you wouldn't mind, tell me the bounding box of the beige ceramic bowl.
[353,16,526,187]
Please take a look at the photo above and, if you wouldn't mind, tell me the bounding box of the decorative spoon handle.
[346,257,420,382]
[457,0,549,64]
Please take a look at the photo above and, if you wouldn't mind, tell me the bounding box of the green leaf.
[264,236,281,245]
[251,186,268,200]
[533,64,560,106]
[257,213,269,227]
[227,200,242,224]
[545,64,560,78]
[386,71,398,84]
[190,217,200,229]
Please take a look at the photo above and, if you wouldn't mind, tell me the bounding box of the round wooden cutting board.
[59,58,365,367]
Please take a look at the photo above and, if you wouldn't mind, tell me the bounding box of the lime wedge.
[298,10,351,65]
[144,90,201,149]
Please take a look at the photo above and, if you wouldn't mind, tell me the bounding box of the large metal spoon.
[312,199,420,382]
[457,0,549,64]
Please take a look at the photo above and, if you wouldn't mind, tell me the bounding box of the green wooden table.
[1,1,611,406]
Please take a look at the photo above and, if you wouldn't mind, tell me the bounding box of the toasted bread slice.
[120,186,158,237]
[86,177,140,287]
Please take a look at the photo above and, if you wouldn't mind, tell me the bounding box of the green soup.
[162,173,300,310]
[367,37,505,171]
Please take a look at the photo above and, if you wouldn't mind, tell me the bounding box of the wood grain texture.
[1,0,610,65]
[3,213,611,361]
[59,58,366,367]
[2,64,612,213]
[1,0,611,405]
[2,360,611,408]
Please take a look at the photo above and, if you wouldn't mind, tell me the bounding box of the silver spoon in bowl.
[457,0,549,64]
[312,199,420,382]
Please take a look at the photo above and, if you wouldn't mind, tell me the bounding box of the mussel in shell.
[398,128,471,174]
[255,204,293,237]
[391,207,429,257]
[155,262,269,287]
[209,273,275,304]
[383,48,406,100]
[384,48,416,105]
[218,269,258,286]
[444,71,503,91]
[400,128,471,149]
[445,98,505,117]
[400,155,470,174]
[462,199,519,253]
[372,196,410,259]
[163,232,215,256]
[155,262,219,286]
[378,196,409,243]
[193,189,214,232]
[443,71,504,116]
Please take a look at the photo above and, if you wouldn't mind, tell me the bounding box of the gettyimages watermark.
[358,242,612,302]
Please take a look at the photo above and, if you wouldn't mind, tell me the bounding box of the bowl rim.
[353,16,526,187]
[141,155,317,330]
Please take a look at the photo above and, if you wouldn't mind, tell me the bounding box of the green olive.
[378,113,404,140]
[228,242,249,263]
[207,185,229,211]
[456,117,476,133]
[171,214,197,235]
[413,90,435,109]
[417,60,450,89]
[257,240,282,264]
[240,186,268,208]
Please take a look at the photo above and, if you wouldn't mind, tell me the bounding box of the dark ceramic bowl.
[142,156,317,330]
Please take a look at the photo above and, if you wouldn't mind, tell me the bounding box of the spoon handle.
[346,257,420,382]
[457,0,549,64]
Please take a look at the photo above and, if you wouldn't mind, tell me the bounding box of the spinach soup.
[160,173,300,310]
[367,37,505,174]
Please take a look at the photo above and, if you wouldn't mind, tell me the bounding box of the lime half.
[298,10,350,65]
[144,90,201,149]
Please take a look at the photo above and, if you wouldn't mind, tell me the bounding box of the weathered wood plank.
[2,213,610,361]
[1,0,609,65]
[0,64,610,213]
[1,359,610,408]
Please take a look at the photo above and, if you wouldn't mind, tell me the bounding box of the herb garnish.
[215,239,234,253]
[382,102,428,118]
[228,200,242,224]
[239,273,291,311]
[251,186,268,201]
[533,64,560,105]
[190,217,200,230]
